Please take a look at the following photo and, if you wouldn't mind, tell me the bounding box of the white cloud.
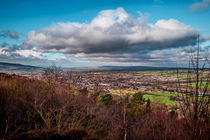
[24,8,199,56]
[16,49,43,58]
[16,8,210,67]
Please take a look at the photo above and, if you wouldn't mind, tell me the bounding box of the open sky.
[0,0,210,67]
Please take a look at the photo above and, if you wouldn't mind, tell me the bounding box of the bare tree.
[123,95,129,140]
[176,37,210,139]
[42,65,64,85]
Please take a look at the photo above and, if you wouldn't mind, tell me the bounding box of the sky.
[0,0,210,68]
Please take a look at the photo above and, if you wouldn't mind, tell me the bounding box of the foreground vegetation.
[0,71,209,140]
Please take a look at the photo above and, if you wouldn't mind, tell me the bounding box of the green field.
[110,89,178,106]
[143,91,177,106]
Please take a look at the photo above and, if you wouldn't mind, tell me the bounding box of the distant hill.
[0,62,42,73]
[64,65,185,72]
[99,66,179,71]
[0,62,188,73]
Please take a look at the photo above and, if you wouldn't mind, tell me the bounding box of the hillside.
[0,62,42,74]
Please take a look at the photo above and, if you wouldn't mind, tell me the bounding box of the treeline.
[0,71,209,140]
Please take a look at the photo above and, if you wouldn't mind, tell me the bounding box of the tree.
[176,37,210,139]
[42,65,64,85]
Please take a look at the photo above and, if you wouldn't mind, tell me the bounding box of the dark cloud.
[190,0,210,12]
[1,42,8,48]
[9,32,19,39]
[0,30,19,39]
[72,45,210,67]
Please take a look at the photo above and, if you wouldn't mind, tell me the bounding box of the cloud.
[15,8,210,67]
[71,45,210,67]
[24,8,199,57]
[190,0,210,12]
[1,42,8,48]
[0,30,19,39]
[1,45,20,53]
[0,46,51,67]
[0,46,98,67]
[201,35,210,41]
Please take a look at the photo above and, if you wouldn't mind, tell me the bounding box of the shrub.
[128,93,147,117]
[98,94,113,105]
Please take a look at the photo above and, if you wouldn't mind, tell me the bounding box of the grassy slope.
[143,91,177,106]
